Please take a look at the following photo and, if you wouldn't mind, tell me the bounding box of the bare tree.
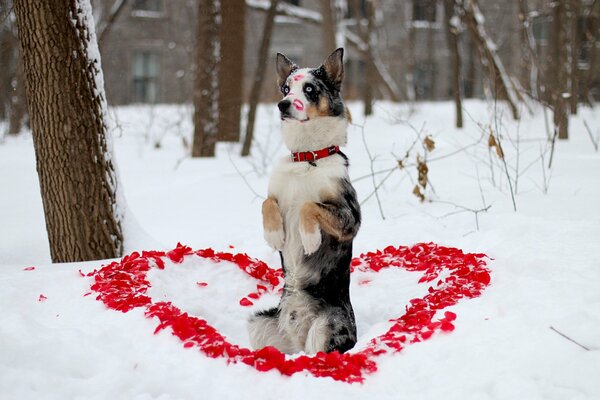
[444,0,463,128]
[518,0,544,101]
[96,0,128,48]
[461,0,521,119]
[568,0,581,114]
[14,0,123,262]
[0,0,27,135]
[550,0,569,139]
[192,0,219,157]
[241,0,280,157]
[320,0,337,54]
[349,0,376,115]
[579,0,599,105]
[218,0,246,142]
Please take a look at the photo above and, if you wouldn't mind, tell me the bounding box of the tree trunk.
[0,5,10,121]
[569,0,581,114]
[426,2,437,100]
[217,0,245,142]
[1,1,27,133]
[14,0,123,262]
[8,61,26,135]
[444,0,463,128]
[364,0,375,115]
[320,0,337,54]
[580,1,598,105]
[241,0,280,157]
[350,0,375,115]
[551,0,569,139]
[518,0,532,93]
[192,0,219,157]
[464,36,476,97]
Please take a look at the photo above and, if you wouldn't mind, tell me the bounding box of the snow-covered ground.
[1,100,599,399]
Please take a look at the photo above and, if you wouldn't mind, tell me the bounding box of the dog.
[248,48,361,354]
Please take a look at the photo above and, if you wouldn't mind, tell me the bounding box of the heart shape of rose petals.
[86,243,490,383]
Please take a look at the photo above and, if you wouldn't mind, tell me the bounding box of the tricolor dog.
[248,48,361,354]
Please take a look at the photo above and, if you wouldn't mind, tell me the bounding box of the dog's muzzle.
[278,99,291,116]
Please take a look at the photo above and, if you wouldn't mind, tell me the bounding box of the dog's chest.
[268,158,345,213]
[268,157,346,268]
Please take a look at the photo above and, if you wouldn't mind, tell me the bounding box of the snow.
[246,0,322,23]
[70,0,125,251]
[1,100,599,399]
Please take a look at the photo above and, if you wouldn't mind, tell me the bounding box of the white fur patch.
[264,228,285,251]
[248,314,294,354]
[281,116,348,153]
[268,155,347,281]
[300,227,321,255]
[305,315,330,354]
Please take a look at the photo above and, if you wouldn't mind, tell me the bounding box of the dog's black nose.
[278,99,291,113]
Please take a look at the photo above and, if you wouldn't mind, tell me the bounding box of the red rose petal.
[85,242,491,383]
[239,298,253,307]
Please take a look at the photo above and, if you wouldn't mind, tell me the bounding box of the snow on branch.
[463,0,521,119]
[96,0,127,45]
[246,0,322,24]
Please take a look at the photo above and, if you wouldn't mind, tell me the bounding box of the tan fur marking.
[299,203,320,234]
[263,197,283,232]
[344,106,352,123]
[317,96,330,116]
[300,202,352,241]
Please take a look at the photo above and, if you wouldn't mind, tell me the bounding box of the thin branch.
[549,326,590,351]
[241,0,280,156]
[227,146,265,201]
[359,168,396,206]
[583,119,599,151]
[493,96,517,211]
[359,122,386,219]
[97,0,129,47]
[434,200,492,230]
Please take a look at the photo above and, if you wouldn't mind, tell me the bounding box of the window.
[577,16,596,69]
[532,16,549,46]
[413,0,436,22]
[345,0,367,19]
[132,0,162,12]
[414,62,434,99]
[132,52,160,103]
[131,0,164,17]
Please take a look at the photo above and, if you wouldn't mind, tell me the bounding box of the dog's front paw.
[300,227,322,255]
[265,228,285,251]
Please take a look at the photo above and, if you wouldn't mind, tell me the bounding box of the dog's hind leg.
[305,308,357,354]
[248,307,294,353]
[304,314,330,354]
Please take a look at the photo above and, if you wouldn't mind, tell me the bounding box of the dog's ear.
[276,53,297,87]
[322,48,344,90]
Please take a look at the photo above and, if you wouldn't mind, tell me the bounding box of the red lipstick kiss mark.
[293,74,304,81]
[293,99,304,111]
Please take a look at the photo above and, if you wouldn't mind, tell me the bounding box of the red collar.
[291,145,340,162]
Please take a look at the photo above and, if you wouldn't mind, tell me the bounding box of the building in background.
[94,0,599,105]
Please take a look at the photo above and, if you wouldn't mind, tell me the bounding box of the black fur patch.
[308,69,345,117]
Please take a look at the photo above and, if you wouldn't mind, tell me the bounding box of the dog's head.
[275,48,350,152]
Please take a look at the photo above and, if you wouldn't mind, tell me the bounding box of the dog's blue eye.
[305,86,313,93]
[283,86,289,95]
